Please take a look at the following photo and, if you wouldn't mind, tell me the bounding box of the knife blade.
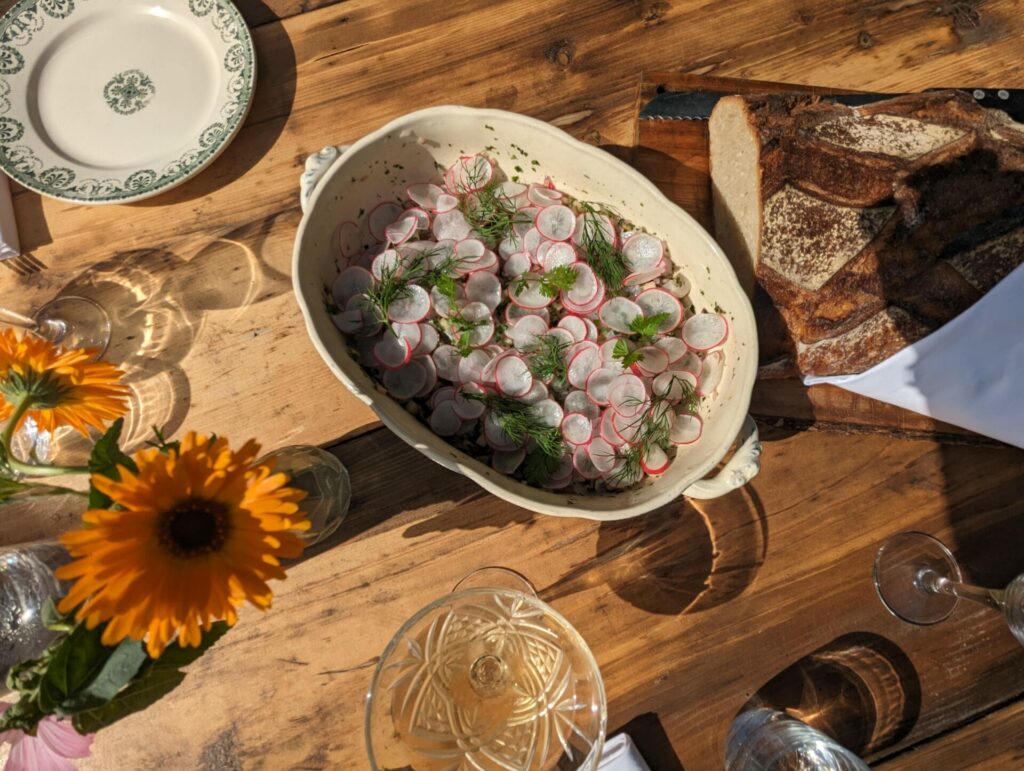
[640,88,1024,123]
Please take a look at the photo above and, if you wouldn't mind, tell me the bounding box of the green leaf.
[627,312,670,342]
[0,477,82,506]
[41,623,111,706]
[58,638,147,713]
[522,448,561,486]
[612,339,644,368]
[87,418,137,508]
[70,622,231,734]
[0,476,36,501]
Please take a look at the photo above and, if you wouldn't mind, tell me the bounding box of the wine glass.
[257,445,351,545]
[874,531,1024,645]
[0,296,112,356]
[365,567,607,770]
[725,708,870,771]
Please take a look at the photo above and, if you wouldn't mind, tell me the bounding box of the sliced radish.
[535,205,576,241]
[541,242,578,271]
[332,266,373,307]
[431,283,464,317]
[598,297,643,334]
[600,338,627,371]
[528,183,563,207]
[510,314,549,351]
[430,401,462,437]
[631,346,669,377]
[459,301,495,347]
[492,448,526,474]
[670,412,703,445]
[523,227,543,256]
[520,379,549,405]
[503,251,532,278]
[432,345,461,381]
[506,304,549,326]
[368,202,403,241]
[541,455,574,489]
[612,411,642,444]
[635,289,683,332]
[453,383,487,419]
[405,207,430,230]
[567,342,601,389]
[344,294,381,336]
[682,313,729,351]
[331,310,364,335]
[562,280,606,317]
[495,355,533,398]
[561,413,592,445]
[622,233,664,273]
[623,265,667,288]
[465,271,502,311]
[698,350,724,396]
[608,374,647,418]
[542,327,575,350]
[371,249,402,281]
[412,323,439,357]
[653,335,687,364]
[434,193,459,213]
[573,445,603,480]
[600,408,625,447]
[392,322,422,352]
[414,355,438,398]
[588,437,617,473]
[407,182,445,210]
[455,238,486,261]
[585,367,619,406]
[606,458,643,489]
[430,386,456,409]
[479,350,506,385]
[448,154,493,193]
[665,272,692,297]
[499,234,523,259]
[563,263,597,307]
[373,331,412,370]
[509,276,553,310]
[557,315,587,342]
[641,445,670,475]
[564,389,600,422]
[336,221,363,259]
[433,210,472,241]
[457,349,491,383]
[483,411,519,450]
[388,284,431,323]
[497,181,527,200]
[582,318,599,342]
[572,211,617,248]
[672,351,703,377]
[385,216,417,246]
[653,371,697,403]
[532,399,564,428]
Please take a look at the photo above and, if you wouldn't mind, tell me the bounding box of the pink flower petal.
[36,718,94,759]
[6,732,78,771]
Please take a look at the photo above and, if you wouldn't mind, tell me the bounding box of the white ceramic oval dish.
[292,106,761,520]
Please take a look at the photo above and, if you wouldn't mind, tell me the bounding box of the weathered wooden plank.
[47,423,1022,770]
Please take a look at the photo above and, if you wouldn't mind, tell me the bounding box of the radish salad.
[327,153,729,491]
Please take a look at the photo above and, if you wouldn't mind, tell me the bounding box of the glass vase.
[259,445,351,545]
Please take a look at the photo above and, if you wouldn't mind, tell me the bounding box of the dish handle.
[299,145,352,214]
[683,416,761,500]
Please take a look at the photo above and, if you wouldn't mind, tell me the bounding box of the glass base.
[874,532,962,625]
[33,296,111,357]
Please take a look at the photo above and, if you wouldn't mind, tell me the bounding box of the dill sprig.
[523,448,562,487]
[362,246,458,327]
[362,257,408,327]
[516,264,578,299]
[460,181,530,246]
[466,393,564,460]
[609,375,698,485]
[525,335,569,390]
[576,201,630,290]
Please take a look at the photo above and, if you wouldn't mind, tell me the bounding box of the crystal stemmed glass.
[257,445,351,545]
[365,567,607,770]
[725,708,870,771]
[874,532,1024,645]
[0,296,112,356]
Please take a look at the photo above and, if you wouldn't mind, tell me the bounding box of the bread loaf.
[709,90,1024,377]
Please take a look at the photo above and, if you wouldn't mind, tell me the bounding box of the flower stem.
[1,396,90,477]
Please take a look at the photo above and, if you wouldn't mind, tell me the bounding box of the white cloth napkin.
[804,262,1024,448]
[0,175,20,261]
[598,733,651,771]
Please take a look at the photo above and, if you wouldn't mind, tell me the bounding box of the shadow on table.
[42,211,295,460]
[130,0,298,207]
[541,481,768,616]
[740,632,922,759]
[609,712,685,771]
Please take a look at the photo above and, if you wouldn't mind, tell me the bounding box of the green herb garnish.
[612,339,644,368]
[515,264,578,299]
[576,201,630,289]
[362,246,459,329]
[523,448,562,486]
[627,312,670,345]
[466,394,565,480]
[525,334,570,390]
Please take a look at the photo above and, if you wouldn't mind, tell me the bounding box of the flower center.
[158,498,230,558]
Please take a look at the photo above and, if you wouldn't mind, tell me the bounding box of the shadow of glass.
[129,0,297,206]
[609,712,685,771]
[744,632,922,758]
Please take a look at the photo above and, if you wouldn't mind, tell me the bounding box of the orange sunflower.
[0,328,128,436]
[56,433,310,658]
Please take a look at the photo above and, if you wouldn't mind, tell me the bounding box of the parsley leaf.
[612,338,645,368]
[627,312,670,344]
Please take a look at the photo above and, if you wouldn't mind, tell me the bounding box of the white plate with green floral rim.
[0,0,255,204]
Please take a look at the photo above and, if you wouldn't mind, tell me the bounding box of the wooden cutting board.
[631,72,980,441]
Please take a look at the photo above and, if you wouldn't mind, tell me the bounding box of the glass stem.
[918,568,1006,611]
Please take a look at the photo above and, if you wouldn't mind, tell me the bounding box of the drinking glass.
[258,445,351,545]
[725,708,870,771]
[874,531,1024,645]
[0,296,112,356]
[0,539,69,686]
[365,567,607,770]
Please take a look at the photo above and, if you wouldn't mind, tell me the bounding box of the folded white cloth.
[0,174,20,260]
[804,261,1024,448]
[599,733,651,771]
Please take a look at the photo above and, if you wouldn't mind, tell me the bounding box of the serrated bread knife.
[640,88,1024,122]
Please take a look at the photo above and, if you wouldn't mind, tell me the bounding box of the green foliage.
[609,376,696,486]
[87,418,137,509]
[459,181,529,247]
[145,426,180,456]
[627,312,670,344]
[611,339,644,368]
[466,393,565,481]
[518,265,578,299]
[575,202,629,290]
[522,448,562,487]
[525,335,569,390]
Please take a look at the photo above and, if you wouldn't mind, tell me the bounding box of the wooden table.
[2,0,1023,768]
